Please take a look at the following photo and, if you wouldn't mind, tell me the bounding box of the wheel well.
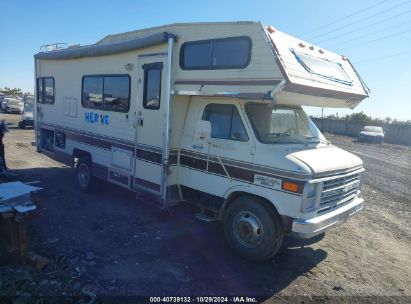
[220,192,287,231]
[73,149,92,165]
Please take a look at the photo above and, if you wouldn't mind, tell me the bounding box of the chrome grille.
[318,173,361,214]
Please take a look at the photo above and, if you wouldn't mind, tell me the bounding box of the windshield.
[364,126,383,133]
[246,104,325,144]
[24,103,34,112]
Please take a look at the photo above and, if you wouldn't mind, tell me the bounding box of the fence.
[311,118,411,146]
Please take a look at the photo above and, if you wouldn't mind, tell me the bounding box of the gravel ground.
[0,113,410,303]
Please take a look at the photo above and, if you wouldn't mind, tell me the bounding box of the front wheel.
[75,158,94,192]
[223,195,283,261]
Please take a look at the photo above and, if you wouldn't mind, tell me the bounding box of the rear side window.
[37,77,55,104]
[143,62,163,110]
[180,36,251,70]
[82,75,130,112]
[202,104,248,141]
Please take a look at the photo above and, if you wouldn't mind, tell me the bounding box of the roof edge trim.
[34,32,174,60]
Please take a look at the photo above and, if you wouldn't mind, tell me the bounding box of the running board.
[195,208,218,222]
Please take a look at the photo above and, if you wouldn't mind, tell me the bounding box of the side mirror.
[192,120,211,150]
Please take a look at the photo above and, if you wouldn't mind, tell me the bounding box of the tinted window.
[82,77,103,109]
[37,77,54,104]
[103,76,130,112]
[182,41,212,68]
[203,104,248,141]
[143,63,162,110]
[181,36,251,70]
[37,78,44,103]
[82,75,130,112]
[212,38,250,67]
[44,78,55,103]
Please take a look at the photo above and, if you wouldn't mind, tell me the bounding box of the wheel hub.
[233,211,264,248]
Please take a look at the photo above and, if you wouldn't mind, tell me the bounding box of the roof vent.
[298,42,306,48]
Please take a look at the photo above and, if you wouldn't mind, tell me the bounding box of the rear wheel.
[223,195,283,261]
[75,158,93,192]
[18,121,25,129]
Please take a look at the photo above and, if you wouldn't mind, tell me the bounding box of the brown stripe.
[174,79,282,86]
[134,177,160,192]
[40,122,134,148]
[93,163,108,181]
[136,149,162,164]
[169,153,178,165]
[180,150,208,161]
[180,155,207,171]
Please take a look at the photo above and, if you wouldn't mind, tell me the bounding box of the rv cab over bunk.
[34,21,368,261]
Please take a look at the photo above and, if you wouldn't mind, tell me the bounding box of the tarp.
[35,32,174,60]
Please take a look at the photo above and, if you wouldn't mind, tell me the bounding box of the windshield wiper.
[305,136,329,144]
[266,132,290,137]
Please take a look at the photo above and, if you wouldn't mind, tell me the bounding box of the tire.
[75,158,94,192]
[223,195,283,261]
[18,121,25,129]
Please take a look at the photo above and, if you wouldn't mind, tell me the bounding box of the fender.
[219,184,286,219]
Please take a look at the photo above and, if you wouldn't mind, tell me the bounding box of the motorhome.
[34,22,369,261]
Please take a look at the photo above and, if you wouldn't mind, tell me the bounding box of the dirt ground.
[1,112,410,303]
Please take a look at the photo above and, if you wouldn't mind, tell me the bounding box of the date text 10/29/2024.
[149,297,258,303]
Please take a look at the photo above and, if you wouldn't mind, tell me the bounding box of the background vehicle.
[359,126,384,143]
[18,97,34,129]
[2,97,24,114]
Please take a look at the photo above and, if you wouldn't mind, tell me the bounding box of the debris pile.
[0,182,41,256]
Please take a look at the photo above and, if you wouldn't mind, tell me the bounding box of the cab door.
[133,54,167,195]
[183,99,256,202]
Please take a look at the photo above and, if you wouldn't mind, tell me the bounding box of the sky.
[0,0,410,120]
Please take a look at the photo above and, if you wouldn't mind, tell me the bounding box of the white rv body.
[34,22,368,261]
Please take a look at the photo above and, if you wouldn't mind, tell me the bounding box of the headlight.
[359,171,365,190]
[301,182,319,212]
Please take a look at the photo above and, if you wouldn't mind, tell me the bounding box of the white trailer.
[34,21,369,261]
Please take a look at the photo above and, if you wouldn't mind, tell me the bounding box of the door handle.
[137,117,144,126]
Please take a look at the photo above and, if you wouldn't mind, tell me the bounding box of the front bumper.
[291,196,364,239]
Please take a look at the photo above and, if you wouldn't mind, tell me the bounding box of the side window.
[82,75,130,112]
[180,36,251,70]
[82,76,103,109]
[37,77,54,104]
[202,104,248,141]
[103,76,130,112]
[143,62,163,110]
[37,78,44,103]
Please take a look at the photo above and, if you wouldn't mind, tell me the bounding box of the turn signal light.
[282,181,299,193]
